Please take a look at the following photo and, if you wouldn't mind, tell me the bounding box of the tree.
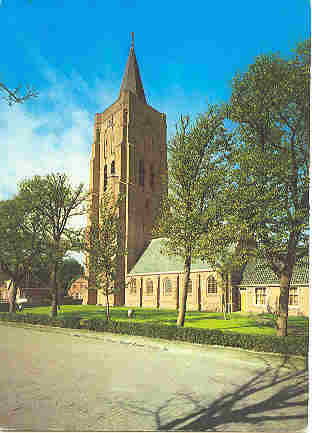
[0,81,38,105]
[84,190,125,320]
[1,3,35,105]
[0,196,46,312]
[199,220,257,319]
[19,173,88,316]
[155,107,232,327]
[1,0,37,106]
[57,258,84,296]
[27,255,84,297]
[225,40,309,336]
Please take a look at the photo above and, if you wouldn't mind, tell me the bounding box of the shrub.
[0,302,9,312]
[0,312,81,329]
[85,317,307,357]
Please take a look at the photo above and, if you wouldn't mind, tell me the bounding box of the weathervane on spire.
[131,32,134,48]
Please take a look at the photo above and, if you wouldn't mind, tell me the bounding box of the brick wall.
[126,271,227,312]
[240,285,308,316]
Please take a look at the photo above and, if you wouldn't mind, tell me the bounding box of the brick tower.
[89,34,167,306]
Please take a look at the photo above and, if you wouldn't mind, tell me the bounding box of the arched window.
[111,160,115,175]
[139,160,144,187]
[163,278,172,296]
[129,279,137,295]
[207,276,217,294]
[146,279,153,295]
[187,280,192,294]
[104,165,108,191]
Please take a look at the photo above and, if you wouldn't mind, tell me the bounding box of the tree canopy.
[84,190,126,319]
[19,173,88,316]
[57,258,84,295]
[0,195,46,311]
[155,106,233,326]
[224,39,310,335]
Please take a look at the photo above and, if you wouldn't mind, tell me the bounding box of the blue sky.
[0,0,310,208]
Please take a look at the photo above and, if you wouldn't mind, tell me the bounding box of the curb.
[0,321,307,371]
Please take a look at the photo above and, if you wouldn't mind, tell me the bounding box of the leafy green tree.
[19,173,88,316]
[27,255,84,297]
[57,258,84,296]
[28,259,52,288]
[225,40,309,336]
[199,221,257,319]
[155,107,233,326]
[84,190,126,320]
[0,196,46,312]
[207,246,238,320]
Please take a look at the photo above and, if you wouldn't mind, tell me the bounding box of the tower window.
[96,128,100,143]
[111,161,115,175]
[150,165,155,190]
[103,138,106,157]
[139,160,144,187]
[104,165,107,191]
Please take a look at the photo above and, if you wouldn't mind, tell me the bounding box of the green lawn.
[24,305,309,336]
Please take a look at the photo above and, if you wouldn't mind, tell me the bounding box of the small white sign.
[17,298,28,304]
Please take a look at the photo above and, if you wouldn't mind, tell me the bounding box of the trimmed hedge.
[84,318,308,357]
[0,312,81,329]
[0,303,9,312]
[0,313,307,357]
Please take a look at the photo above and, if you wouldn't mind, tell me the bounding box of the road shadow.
[115,362,308,431]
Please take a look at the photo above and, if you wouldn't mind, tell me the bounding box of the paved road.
[0,323,308,431]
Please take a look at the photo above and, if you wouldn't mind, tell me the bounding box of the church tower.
[89,34,167,306]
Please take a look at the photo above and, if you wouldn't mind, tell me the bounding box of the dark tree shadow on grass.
[113,363,308,431]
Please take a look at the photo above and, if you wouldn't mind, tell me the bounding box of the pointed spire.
[119,33,147,103]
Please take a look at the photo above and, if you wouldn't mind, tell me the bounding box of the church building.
[84,35,309,316]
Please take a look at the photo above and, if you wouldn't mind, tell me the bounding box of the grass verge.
[21,305,308,336]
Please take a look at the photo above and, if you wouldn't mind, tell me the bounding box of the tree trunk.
[106,291,110,320]
[51,262,59,317]
[220,273,227,320]
[226,272,230,315]
[177,255,191,327]
[8,280,17,313]
[277,273,290,337]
